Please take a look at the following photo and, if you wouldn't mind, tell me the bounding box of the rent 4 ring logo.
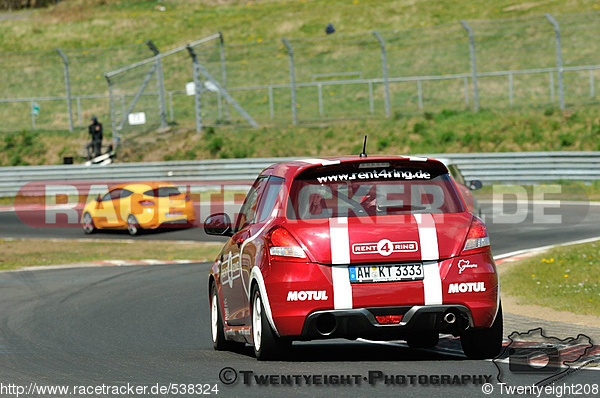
[352,239,418,256]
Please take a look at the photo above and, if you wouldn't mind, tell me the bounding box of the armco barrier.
[0,152,598,197]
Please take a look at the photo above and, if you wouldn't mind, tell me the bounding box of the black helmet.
[91,116,98,122]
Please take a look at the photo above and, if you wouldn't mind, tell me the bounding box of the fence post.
[372,31,391,118]
[417,80,423,110]
[460,21,479,112]
[186,45,203,134]
[464,77,469,106]
[76,96,82,127]
[104,75,118,141]
[146,41,168,128]
[218,32,230,120]
[281,38,297,125]
[549,72,555,102]
[268,85,274,120]
[368,81,374,114]
[168,91,174,122]
[545,14,565,110]
[318,83,324,116]
[508,72,514,106]
[30,101,36,130]
[590,70,595,98]
[56,48,74,132]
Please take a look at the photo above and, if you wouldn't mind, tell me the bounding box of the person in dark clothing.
[87,116,103,159]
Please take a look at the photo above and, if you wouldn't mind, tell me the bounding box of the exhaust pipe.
[315,313,337,336]
[444,312,456,324]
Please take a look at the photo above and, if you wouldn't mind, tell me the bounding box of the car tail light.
[375,315,403,324]
[462,216,490,254]
[266,227,307,259]
[139,200,155,206]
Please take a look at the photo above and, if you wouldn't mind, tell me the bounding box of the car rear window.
[286,160,465,220]
[143,187,181,197]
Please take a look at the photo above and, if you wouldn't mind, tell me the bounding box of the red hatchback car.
[205,156,501,360]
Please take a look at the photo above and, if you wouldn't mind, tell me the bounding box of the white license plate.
[349,264,423,283]
[165,212,183,217]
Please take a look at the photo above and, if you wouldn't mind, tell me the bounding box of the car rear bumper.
[299,304,474,341]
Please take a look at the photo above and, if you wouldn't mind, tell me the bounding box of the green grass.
[3,106,600,166]
[0,238,222,270]
[502,241,600,316]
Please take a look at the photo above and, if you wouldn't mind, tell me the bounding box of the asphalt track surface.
[1,202,599,397]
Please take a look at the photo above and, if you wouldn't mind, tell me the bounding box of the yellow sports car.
[81,182,195,235]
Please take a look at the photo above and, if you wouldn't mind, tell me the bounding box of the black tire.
[461,304,503,359]
[210,284,231,351]
[407,331,439,349]
[82,212,96,234]
[251,287,290,360]
[127,214,142,236]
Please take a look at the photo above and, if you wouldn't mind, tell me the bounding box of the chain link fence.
[0,44,153,133]
[3,11,600,135]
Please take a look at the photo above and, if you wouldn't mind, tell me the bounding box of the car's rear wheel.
[461,304,503,359]
[210,284,231,351]
[407,331,439,349]
[127,214,141,236]
[251,287,289,360]
[82,212,95,234]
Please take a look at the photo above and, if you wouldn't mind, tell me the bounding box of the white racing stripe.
[299,158,341,166]
[414,213,442,305]
[329,217,353,309]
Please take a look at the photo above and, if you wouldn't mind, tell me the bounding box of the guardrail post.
[146,41,168,128]
[373,31,391,118]
[218,32,231,121]
[186,45,204,134]
[460,21,479,112]
[56,48,74,132]
[545,14,565,110]
[281,38,297,125]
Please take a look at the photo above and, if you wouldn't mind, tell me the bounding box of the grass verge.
[0,238,222,271]
[501,241,600,316]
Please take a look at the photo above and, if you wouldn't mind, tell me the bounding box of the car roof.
[262,155,449,180]
[108,181,177,193]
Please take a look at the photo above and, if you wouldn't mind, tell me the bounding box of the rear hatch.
[284,158,472,264]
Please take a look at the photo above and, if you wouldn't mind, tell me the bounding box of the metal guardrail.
[0,152,598,197]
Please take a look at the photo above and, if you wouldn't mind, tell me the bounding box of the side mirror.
[469,180,483,191]
[96,194,102,202]
[204,213,233,236]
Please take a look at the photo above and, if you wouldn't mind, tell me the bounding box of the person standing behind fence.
[87,116,103,159]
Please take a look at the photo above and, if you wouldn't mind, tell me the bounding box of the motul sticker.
[286,290,329,301]
[352,239,418,256]
[448,282,486,293]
